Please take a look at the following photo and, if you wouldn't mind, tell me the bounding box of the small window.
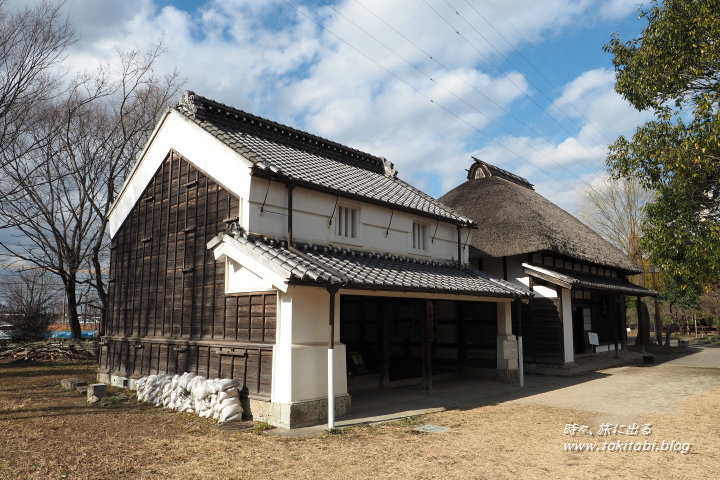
[412,222,427,250]
[336,206,358,238]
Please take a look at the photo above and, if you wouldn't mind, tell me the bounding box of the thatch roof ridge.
[438,176,642,274]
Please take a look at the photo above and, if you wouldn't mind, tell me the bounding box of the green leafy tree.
[604,0,720,290]
[660,275,702,345]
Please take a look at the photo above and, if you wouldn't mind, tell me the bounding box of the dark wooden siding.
[516,297,564,363]
[100,151,274,396]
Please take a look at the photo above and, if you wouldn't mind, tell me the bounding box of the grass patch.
[695,335,720,345]
[252,421,276,435]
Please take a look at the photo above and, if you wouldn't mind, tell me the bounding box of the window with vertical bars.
[412,222,427,250]
[335,206,358,238]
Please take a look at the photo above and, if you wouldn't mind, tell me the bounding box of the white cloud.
[11,0,650,207]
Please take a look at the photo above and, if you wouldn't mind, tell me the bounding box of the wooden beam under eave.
[422,299,434,393]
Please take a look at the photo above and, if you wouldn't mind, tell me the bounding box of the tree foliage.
[604,0,720,290]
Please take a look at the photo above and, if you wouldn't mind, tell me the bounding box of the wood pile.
[0,343,95,361]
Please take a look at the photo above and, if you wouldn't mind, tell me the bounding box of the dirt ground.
[0,357,717,480]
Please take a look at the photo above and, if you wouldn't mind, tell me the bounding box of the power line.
[425,0,610,170]
[283,0,587,194]
[455,0,616,146]
[345,0,605,178]
[479,0,624,139]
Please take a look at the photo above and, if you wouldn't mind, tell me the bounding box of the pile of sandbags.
[135,372,244,424]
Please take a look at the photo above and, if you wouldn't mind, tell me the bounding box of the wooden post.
[652,271,662,345]
[613,298,620,359]
[327,285,338,429]
[515,299,524,387]
[382,299,390,389]
[422,300,434,393]
[636,296,645,353]
[456,226,462,269]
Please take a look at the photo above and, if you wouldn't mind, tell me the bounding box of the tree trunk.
[91,243,107,337]
[664,322,673,347]
[634,298,651,348]
[64,275,82,340]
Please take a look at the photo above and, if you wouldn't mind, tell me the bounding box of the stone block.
[60,378,88,391]
[87,383,108,404]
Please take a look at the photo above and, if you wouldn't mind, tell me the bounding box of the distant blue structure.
[50,331,98,338]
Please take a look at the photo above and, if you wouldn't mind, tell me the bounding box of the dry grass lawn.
[0,358,716,479]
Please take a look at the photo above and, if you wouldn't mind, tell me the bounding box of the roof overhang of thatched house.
[438,158,644,276]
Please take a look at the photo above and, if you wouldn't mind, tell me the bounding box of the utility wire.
[425,0,609,171]
[480,0,623,139]
[346,0,604,178]
[282,0,591,194]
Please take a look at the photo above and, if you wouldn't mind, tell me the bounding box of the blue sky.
[16,0,654,213]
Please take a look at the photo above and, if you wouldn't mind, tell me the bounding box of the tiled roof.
[522,264,657,297]
[176,91,473,225]
[213,232,531,298]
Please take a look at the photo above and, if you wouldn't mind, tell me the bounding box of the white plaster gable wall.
[225,258,274,293]
[271,286,347,404]
[247,178,466,262]
[533,284,559,299]
[505,255,558,299]
[108,109,253,238]
[210,236,289,293]
[482,257,503,279]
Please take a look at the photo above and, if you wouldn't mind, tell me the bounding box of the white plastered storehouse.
[100,92,531,428]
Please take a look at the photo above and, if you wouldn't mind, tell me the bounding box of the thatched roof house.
[439,159,642,274]
[440,159,654,364]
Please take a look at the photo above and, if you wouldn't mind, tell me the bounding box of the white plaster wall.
[225,258,274,293]
[483,257,504,279]
[271,286,347,404]
[506,256,526,286]
[109,110,253,237]
[247,179,466,262]
[561,287,574,363]
[533,285,559,299]
[496,300,518,370]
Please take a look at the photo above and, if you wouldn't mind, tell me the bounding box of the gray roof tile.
[218,233,530,298]
[176,91,473,225]
[523,263,657,296]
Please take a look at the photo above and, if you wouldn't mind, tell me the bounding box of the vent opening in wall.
[336,206,358,238]
[413,222,427,250]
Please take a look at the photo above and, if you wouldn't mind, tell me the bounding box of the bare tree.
[578,175,654,265]
[0,269,62,341]
[578,175,656,346]
[0,43,181,339]
[0,0,75,178]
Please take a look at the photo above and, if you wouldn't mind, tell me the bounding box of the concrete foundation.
[496,368,519,384]
[246,394,352,429]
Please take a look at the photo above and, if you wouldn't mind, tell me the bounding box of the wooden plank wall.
[100,151,274,396]
[518,297,564,363]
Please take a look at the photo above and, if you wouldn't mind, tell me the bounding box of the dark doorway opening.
[340,295,498,392]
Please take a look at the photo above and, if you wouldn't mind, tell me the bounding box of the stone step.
[60,378,88,391]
